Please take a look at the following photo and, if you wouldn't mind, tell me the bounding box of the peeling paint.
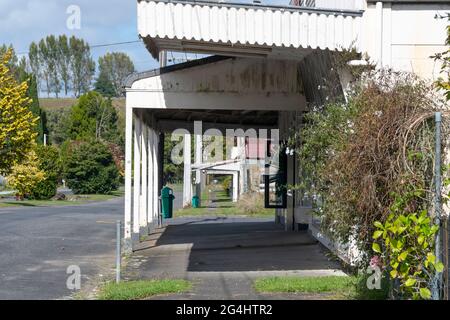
[133,57,306,96]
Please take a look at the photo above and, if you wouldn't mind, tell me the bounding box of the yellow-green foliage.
[0,49,39,174]
[372,196,444,300]
[7,150,46,198]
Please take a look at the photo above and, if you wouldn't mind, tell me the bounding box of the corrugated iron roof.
[138,0,364,59]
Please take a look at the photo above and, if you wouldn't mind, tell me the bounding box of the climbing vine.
[294,70,448,299]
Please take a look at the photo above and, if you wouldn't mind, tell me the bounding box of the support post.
[147,126,154,231]
[376,1,384,67]
[158,133,165,225]
[132,111,142,243]
[433,112,443,300]
[153,130,159,225]
[116,220,121,283]
[124,106,133,252]
[195,131,203,206]
[140,118,148,235]
[183,133,192,207]
[237,136,247,195]
[232,172,239,202]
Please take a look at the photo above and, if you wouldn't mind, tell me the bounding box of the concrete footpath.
[124,217,346,300]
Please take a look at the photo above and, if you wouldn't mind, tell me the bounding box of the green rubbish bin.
[161,186,175,219]
[192,195,200,208]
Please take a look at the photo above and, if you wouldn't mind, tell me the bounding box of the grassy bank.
[254,275,389,300]
[97,280,191,300]
[39,97,125,111]
[0,189,124,208]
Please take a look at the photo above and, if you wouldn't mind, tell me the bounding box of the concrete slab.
[125,216,346,300]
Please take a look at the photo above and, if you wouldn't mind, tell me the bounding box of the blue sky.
[0,0,290,72]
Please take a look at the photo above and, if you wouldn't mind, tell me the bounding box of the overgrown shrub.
[29,145,62,200]
[64,140,119,194]
[295,70,447,298]
[7,150,45,199]
[297,71,443,245]
[236,192,265,215]
[67,91,122,146]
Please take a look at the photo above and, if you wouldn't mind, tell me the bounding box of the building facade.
[124,0,449,252]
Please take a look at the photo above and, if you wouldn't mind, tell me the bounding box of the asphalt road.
[0,198,124,300]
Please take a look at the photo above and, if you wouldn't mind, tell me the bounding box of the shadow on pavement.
[130,218,340,276]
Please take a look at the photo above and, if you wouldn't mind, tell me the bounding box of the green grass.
[0,200,77,208]
[254,275,389,300]
[167,183,183,192]
[0,189,124,208]
[97,280,191,300]
[174,188,274,218]
[255,276,355,294]
[39,97,125,111]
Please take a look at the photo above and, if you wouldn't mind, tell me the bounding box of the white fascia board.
[138,0,364,55]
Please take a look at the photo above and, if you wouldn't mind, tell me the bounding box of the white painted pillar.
[124,106,133,252]
[133,111,142,241]
[237,137,246,195]
[147,126,154,228]
[195,133,202,204]
[183,133,192,207]
[381,2,392,68]
[376,1,384,68]
[201,170,207,190]
[153,130,159,224]
[140,118,148,234]
[232,172,239,202]
[195,133,202,183]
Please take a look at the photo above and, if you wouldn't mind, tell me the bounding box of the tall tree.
[38,39,51,97]
[45,35,61,98]
[25,75,46,144]
[70,37,95,97]
[57,35,72,96]
[98,52,135,97]
[28,42,40,91]
[0,49,39,174]
[29,35,95,98]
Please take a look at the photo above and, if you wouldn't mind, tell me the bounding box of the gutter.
[138,0,365,17]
